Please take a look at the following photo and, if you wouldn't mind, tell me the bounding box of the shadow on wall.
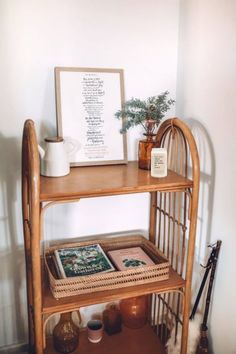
[0,133,27,347]
[185,119,216,334]
[187,118,215,258]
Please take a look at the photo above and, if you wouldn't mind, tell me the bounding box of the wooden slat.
[40,161,193,202]
[45,324,166,354]
[42,267,185,314]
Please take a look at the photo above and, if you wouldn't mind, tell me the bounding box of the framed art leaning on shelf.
[55,67,127,166]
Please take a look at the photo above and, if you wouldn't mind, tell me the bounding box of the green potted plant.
[115,91,175,169]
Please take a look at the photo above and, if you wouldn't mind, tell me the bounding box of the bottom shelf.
[45,323,166,354]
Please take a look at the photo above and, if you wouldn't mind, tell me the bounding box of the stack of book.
[53,243,155,279]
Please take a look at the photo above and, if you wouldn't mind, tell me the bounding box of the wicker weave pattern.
[45,235,170,299]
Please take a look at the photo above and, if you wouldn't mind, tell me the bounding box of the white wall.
[0,0,179,348]
[176,1,236,353]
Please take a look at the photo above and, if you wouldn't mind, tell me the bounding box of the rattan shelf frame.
[22,117,199,354]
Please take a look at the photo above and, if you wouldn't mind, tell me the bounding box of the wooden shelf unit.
[22,118,199,354]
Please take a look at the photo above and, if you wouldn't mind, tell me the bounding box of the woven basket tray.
[45,235,170,299]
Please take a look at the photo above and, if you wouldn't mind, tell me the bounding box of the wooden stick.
[196,241,222,354]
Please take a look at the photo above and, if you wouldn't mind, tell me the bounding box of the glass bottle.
[120,296,148,329]
[138,118,158,170]
[103,303,122,335]
[53,312,79,353]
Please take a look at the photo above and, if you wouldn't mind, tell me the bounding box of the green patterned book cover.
[54,244,115,278]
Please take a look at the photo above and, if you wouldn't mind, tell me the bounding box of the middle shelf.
[43,265,185,314]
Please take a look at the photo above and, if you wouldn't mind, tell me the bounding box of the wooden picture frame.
[55,67,127,166]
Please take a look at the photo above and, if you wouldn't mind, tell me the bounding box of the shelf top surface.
[40,161,193,202]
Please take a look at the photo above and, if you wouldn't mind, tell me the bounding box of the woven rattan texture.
[45,235,170,299]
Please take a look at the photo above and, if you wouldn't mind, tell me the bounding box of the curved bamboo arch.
[22,119,42,352]
[156,117,200,279]
[155,117,200,353]
[156,117,200,181]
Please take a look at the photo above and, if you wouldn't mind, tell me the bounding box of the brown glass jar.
[53,312,79,353]
[103,303,122,335]
[120,296,148,329]
[138,134,156,170]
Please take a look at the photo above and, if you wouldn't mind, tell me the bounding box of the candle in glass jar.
[151,148,167,178]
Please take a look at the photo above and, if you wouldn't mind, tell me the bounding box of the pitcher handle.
[64,138,80,156]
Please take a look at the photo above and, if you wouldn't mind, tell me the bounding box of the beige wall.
[176,1,236,353]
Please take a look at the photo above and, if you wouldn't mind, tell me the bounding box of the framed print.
[55,67,127,166]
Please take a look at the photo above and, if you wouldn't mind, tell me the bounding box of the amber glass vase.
[138,133,156,170]
[120,296,148,329]
[53,312,79,353]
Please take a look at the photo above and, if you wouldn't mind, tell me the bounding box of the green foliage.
[115,91,175,134]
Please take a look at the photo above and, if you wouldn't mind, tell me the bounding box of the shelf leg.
[180,290,190,354]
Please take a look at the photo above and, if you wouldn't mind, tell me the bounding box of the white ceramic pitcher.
[38,137,77,177]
